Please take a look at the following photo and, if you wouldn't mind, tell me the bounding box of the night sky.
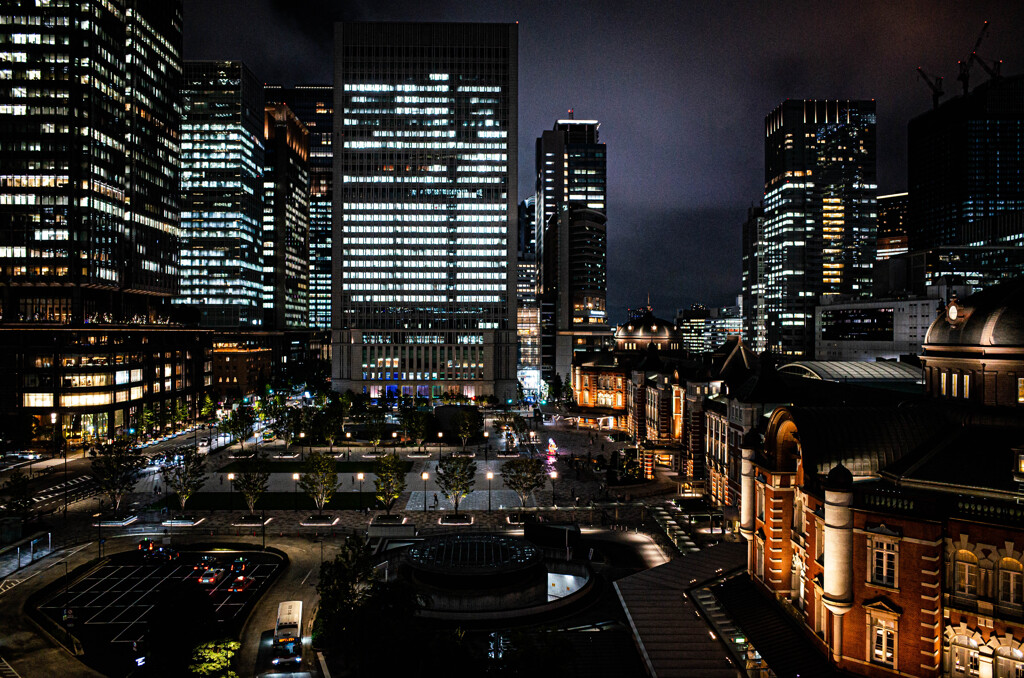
[184,1,1024,324]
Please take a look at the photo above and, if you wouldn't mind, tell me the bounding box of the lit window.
[871,538,898,588]
[999,558,1023,606]
[870,614,896,667]
[955,550,979,596]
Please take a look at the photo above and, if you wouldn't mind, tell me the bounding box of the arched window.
[951,635,980,677]
[994,646,1024,678]
[999,558,1023,606]
[955,550,979,596]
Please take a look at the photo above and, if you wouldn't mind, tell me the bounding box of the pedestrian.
[351,474,355,485]
[433,492,439,507]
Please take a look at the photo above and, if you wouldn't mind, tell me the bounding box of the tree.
[314,533,378,648]
[407,411,429,451]
[90,436,145,514]
[174,399,190,430]
[140,405,156,436]
[298,450,338,516]
[500,458,547,508]
[2,469,33,521]
[199,393,216,421]
[222,406,256,455]
[453,408,483,453]
[161,446,207,513]
[373,453,406,515]
[188,639,240,677]
[435,454,476,514]
[365,408,387,455]
[550,373,564,402]
[235,452,270,515]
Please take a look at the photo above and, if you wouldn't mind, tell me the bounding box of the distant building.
[262,103,310,330]
[676,300,743,354]
[877,192,909,260]
[814,294,943,361]
[516,197,541,398]
[536,117,610,385]
[332,22,519,402]
[265,85,333,331]
[741,204,766,352]
[758,100,878,357]
[908,73,1024,252]
[212,342,273,399]
[177,61,266,328]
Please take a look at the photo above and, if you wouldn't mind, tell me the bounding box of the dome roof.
[614,307,681,342]
[924,278,1024,348]
[824,463,853,490]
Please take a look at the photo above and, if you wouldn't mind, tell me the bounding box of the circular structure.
[924,278,1024,348]
[407,534,541,590]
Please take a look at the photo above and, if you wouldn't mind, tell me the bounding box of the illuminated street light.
[550,470,558,507]
[486,471,494,512]
[422,472,429,512]
[292,472,299,510]
[357,472,364,510]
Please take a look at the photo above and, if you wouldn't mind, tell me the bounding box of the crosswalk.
[0,655,22,678]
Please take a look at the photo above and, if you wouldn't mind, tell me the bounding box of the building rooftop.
[924,276,1024,348]
[778,360,924,384]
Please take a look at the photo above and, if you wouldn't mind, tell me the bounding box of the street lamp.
[437,431,443,455]
[422,471,429,512]
[392,431,398,447]
[292,473,299,511]
[227,473,235,511]
[550,470,558,507]
[345,431,351,460]
[483,430,489,461]
[486,471,493,512]
[299,431,306,460]
[53,413,67,524]
[357,472,364,510]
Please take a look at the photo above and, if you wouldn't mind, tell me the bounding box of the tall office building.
[908,74,1024,252]
[176,61,265,328]
[740,204,765,352]
[535,118,610,383]
[758,100,877,357]
[0,0,183,323]
[0,2,214,446]
[266,85,334,330]
[332,22,518,402]
[262,103,310,330]
[876,192,909,260]
[516,197,541,397]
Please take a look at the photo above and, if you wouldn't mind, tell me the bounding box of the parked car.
[230,556,249,572]
[225,575,255,592]
[198,567,226,585]
[193,554,218,571]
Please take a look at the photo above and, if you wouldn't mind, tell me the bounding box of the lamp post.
[345,431,351,460]
[437,431,443,455]
[53,412,67,524]
[486,471,493,512]
[292,473,299,511]
[227,473,234,511]
[392,431,398,447]
[550,470,558,507]
[422,472,429,512]
[483,430,489,462]
[357,472,364,510]
[299,431,306,460]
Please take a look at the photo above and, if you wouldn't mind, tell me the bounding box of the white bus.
[272,600,302,667]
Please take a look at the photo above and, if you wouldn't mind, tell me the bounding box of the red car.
[226,575,255,592]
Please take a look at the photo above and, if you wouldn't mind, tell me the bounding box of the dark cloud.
[183,0,1024,323]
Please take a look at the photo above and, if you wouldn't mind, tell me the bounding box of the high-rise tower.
[332,22,518,402]
[535,118,610,383]
[0,0,183,323]
[908,74,1024,252]
[176,61,265,328]
[758,100,877,358]
[262,103,310,330]
[266,85,334,330]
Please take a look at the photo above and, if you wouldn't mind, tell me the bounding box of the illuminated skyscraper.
[262,102,310,330]
[266,85,334,330]
[758,100,877,357]
[176,61,265,328]
[535,118,609,383]
[0,1,183,323]
[332,22,518,402]
[876,192,909,260]
[516,197,541,398]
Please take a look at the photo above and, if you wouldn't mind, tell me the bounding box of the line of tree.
[373,452,406,515]
[500,457,547,507]
[435,454,476,514]
[298,450,338,516]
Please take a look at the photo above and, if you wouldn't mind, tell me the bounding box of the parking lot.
[37,546,282,673]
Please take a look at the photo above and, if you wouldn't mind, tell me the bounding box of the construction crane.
[917,67,944,109]
[970,51,1003,81]
[957,20,990,95]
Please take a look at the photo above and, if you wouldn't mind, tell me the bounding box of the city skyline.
[182,0,1024,320]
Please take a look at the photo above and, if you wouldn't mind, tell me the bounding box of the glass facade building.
[262,102,310,330]
[266,85,333,330]
[332,22,518,402]
[757,100,877,358]
[176,61,265,328]
[534,118,610,383]
[0,0,183,324]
